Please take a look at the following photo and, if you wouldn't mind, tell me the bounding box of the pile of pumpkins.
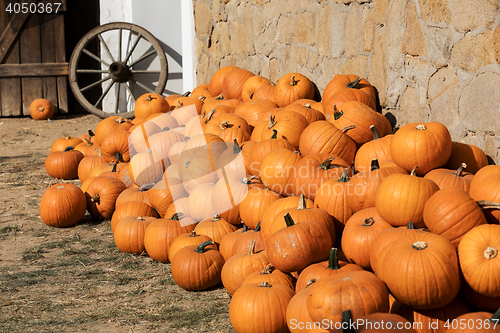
[38,66,500,333]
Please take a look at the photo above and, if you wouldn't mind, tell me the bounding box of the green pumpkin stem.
[284,213,296,227]
[320,157,335,170]
[370,125,381,140]
[338,168,350,182]
[182,91,191,97]
[267,114,277,129]
[63,146,74,152]
[289,75,298,86]
[162,126,170,132]
[454,163,467,176]
[326,248,340,270]
[333,105,343,120]
[271,129,278,139]
[216,94,224,100]
[84,137,92,145]
[188,231,198,237]
[170,213,179,220]
[114,152,122,163]
[241,223,250,233]
[254,221,261,232]
[88,129,95,137]
[111,161,118,173]
[407,222,415,229]
[490,308,500,322]
[347,77,362,89]
[232,138,242,154]
[370,159,380,171]
[341,309,355,333]
[195,240,215,253]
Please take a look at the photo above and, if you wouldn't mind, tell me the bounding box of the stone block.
[254,24,277,57]
[459,72,500,133]
[249,4,264,39]
[399,86,428,124]
[219,22,231,56]
[428,67,460,129]
[362,7,375,53]
[329,8,348,58]
[386,76,406,108]
[269,57,280,84]
[402,2,428,57]
[276,15,295,45]
[317,6,331,57]
[310,52,320,71]
[368,26,387,106]
[297,47,310,67]
[277,45,298,74]
[449,0,498,32]
[230,21,247,57]
[450,29,496,72]
[386,0,406,72]
[295,12,317,46]
[346,4,363,57]
[341,55,368,78]
[422,25,452,68]
[194,0,212,36]
[404,56,429,82]
[374,0,389,25]
[417,0,450,24]
[494,25,500,64]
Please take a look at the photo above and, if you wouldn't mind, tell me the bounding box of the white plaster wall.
[99,0,195,113]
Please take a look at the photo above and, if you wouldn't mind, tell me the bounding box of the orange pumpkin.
[40,184,87,227]
[274,73,315,107]
[134,93,170,118]
[30,98,55,120]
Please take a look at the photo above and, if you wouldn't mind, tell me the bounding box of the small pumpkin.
[241,75,272,102]
[39,184,87,227]
[242,264,296,290]
[134,93,170,118]
[113,216,153,254]
[274,73,315,107]
[51,136,83,152]
[30,98,55,120]
[168,231,215,262]
[85,176,128,220]
[45,146,84,180]
[423,163,474,192]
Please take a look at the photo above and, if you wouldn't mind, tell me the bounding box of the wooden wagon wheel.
[69,22,168,119]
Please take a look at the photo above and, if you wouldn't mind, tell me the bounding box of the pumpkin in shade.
[221,67,255,100]
[447,309,500,333]
[134,93,170,119]
[378,232,460,309]
[100,130,130,163]
[375,166,439,228]
[143,213,197,263]
[306,270,390,326]
[219,225,250,261]
[45,146,84,180]
[209,65,238,96]
[391,122,452,176]
[40,184,87,227]
[341,207,393,270]
[458,224,500,297]
[267,213,332,273]
[51,136,83,152]
[221,240,270,295]
[85,176,128,220]
[30,98,55,120]
[274,73,315,107]
[170,240,225,291]
[94,116,133,146]
[113,216,152,254]
[445,141,489,174]
[469,165,500,199]
[229,281,295,333]
[423,163,474,192]
[322,75,376,110]
[423,187,487,248]
[242,264,296,290]
[168,231,215,262]
[468,173,500,224]
[295,248,364,292]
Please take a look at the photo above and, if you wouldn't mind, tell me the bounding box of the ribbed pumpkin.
[128,121,161,154]
[242,264,296,290]
[168,231,215,262]
[110,200,159,232]
[134,93,170,119]
[40,184,87,227]
[322,75,376,109]
[354,126,393,173]
[94,116,133,146]
[233,98,279,128]
[115,186,150,208]
[274,73,315,107]
[375,166,440,227]
[30,98,55,120]
[447,309,500,333]
[187,183,217,222]
[209,65,238,96]
[341,207,393,270]
[295,247,364,293]
[145,112,179,131]
[100,130,130,163]
[230,281,295,333]
[172,96,204,115]
[323,88,377,118]
[219,226,249,261]
[299,120,357,166]
[378,232,460,309]
[45,146,84,180]
[190,83,213,100]
[469,165,500,198]
[232,222,265,255]
[423,187,487,248]
[128,150,168,188]
[221,67,255,100]
[423,163,474,192]
[283,102,325,125]
[248,130,295,177]
[391,122,452,176]
[51,136,83,152]
[74,138,99,157]
[260,148,302,196]
[468,173,500,224]
[253,84,276,103]
[170,240,225,291]
[458,224,500,297]
[241,75,272,102]
[251,111,309,148]
[143,213,197,263]
[194,214,238,246]
[113,216,153,254]
[445,141,489,174]
[239,187,282,230]
[203,113,251,145]
[147,177,188,217]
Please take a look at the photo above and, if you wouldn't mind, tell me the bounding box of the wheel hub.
[109,61,130,83]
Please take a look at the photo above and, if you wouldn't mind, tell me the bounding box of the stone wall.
[193,0,500,164]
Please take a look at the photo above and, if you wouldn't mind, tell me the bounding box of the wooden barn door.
[0,0,68,117]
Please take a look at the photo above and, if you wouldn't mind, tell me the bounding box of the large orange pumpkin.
[274,73,315,107]
[39,184,87,227]
[134,93,170,119]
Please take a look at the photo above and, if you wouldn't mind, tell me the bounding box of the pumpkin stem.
[305,103,311,108]
[362,218,375,226]
[219,120,232,130]
[341,310,355,333]
[114,152,122,163]
[241,223,250,233]
[195,240,215,253]
[170,213,179,220]
[139,183,153,191]
[416,124,427,130]
[205,109,217,124]
[246,239,256,255]
[284,213,296,227]
[297,194,307,210]
[182,91,191,97]
[306,279,317,287]
[177,100,183,108]
[267,114,277,129]
[84,137,92,146]
[145,94,156,102]
[88,129,95,138]
[271,129,278,139]
[490,308,500,322]
[326,248,340,270]
[333,105,343,120]
[162,126,170,132]
[289,75,298,86]
[249,92,254,99]
[116,117,127,124]
[90,194,100,203]
[369,125,381,140]
[320,157,335,170]
[198,95,207,102]
[347,77,362,89]
[454,163,467,176]
[111,160,118,173]
[407,222,415,229]
[484,247,498,260]
[63,146,74,152]
[188,231,198,237]
[338,168,350,182]
[412,241,427,250]
[38,106,45,112]
[341,124,356,133]
[477,200,500,210]
[254,221,261,232]
[410,165,419,176]
[259,281,272,288]
[211,214,222,222]
[261,264,274,275]
[370,159,380,171]
[216,94,224,100]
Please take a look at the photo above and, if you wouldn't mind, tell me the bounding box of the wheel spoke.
[97,33,115,63]
[130,70,161,74]
[76,69,108,73]
[124,33,142,64]
[115,83,121,113]
[80,75,111,92]
[118,28,122,62]
[128,49,156,68]
[82,49,110,67]
[130,77,155,94]
[124,82,135,102]
[94,80,115,107]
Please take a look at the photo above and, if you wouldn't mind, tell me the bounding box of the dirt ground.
[0,114,235,333]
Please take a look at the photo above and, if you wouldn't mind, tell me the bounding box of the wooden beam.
[0,0,38,64]
[0,62,69,77]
